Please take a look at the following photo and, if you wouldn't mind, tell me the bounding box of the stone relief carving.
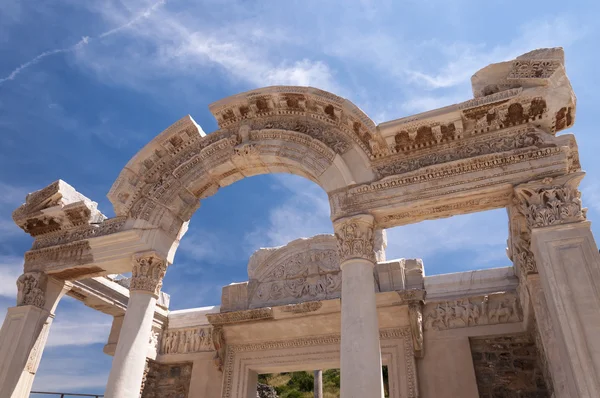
[375,127,546,178]
[333,215,376,263]
[424,293,522,331]
[514,172,586,228]
[206,308,273,325]
[16,272,47,308]
[247,235,344,308]
[212,326,226,371]
[31,217,127,250]
[208,86,381,158]
[160,326,213,354]
[507,59,561,80]
[131,252,168,297]
[280,301,323,314]
[24,240,93,269]
[329,146,563,220]
[408,302,424,358]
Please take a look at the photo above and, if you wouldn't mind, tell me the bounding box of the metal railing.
[30,392,103,398]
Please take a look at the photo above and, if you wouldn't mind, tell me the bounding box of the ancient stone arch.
[2,48,600,398]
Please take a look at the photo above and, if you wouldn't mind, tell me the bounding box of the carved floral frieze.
[375,127,546,179]
[424,293,522,331]
[130,252,168,297]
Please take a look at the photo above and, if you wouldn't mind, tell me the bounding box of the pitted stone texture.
[470,334,549,398]
[141,360,192,398]
[257,383,279,398]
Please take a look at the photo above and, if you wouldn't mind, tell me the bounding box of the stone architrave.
[105,251,169,398]
[334,214,384,398]
[515,172,600,396]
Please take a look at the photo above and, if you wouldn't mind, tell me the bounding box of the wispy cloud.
[244,175,332,250]
[0,255,23,298]
[0,0,167,85]
[47,300,112,347]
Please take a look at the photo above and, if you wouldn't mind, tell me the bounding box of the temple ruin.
[1,47,599,397]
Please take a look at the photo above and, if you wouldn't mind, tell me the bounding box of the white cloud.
[47,301,112,347]
[244,175,332,250]
[242,175,509,274]
[71,1,339,94]
[0,255,23,298]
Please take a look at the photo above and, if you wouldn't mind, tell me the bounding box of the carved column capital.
[16,272,47,309]
[514,172,586,229]
[333,214,376,264]
[130,251,168,297]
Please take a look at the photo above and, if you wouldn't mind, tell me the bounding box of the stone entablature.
[9,48,582,281]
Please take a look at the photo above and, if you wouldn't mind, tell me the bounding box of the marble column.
[514,172,600,396]
[105,251,168,398]
[0,273,70,398]
[314,370,323,398]
[334,214,384,398]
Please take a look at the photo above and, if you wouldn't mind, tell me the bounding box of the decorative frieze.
[247,236,343,309]
[16,272,47,308]
[514,172,586,228]
[130,252,168,297]
[206,307,273,325]
[31,217,127,250]
[24,240,93,269]
[280,301,323,314]
[375,127,545,178]
[333,214,376,263]
[160,326,214,354]
[424,293,522,331]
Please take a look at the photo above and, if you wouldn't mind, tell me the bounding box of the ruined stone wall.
[470,334,549,397]
[141,360,193,398]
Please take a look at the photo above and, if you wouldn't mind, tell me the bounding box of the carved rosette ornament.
[130,251,168,297]
[16,272,47,308]
[514,172,587,229]
[333,214,376,264]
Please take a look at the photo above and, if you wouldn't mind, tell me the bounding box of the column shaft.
[104,292,157,398]
[314,370,323,398]
[340,258,383,398]
[104,251,167,398]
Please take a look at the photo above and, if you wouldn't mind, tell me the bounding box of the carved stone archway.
[4,48,600,398]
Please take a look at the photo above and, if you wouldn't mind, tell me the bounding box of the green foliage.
[260,367,389,398]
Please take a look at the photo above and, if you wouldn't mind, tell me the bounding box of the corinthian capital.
[514,172,587,229]
[130,251,168,297]
[333,214,376,263]
[17,272,47,308]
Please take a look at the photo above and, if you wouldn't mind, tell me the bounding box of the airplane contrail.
[0,0,166,86]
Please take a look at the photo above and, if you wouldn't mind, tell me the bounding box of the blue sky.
[1,0,600,394]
